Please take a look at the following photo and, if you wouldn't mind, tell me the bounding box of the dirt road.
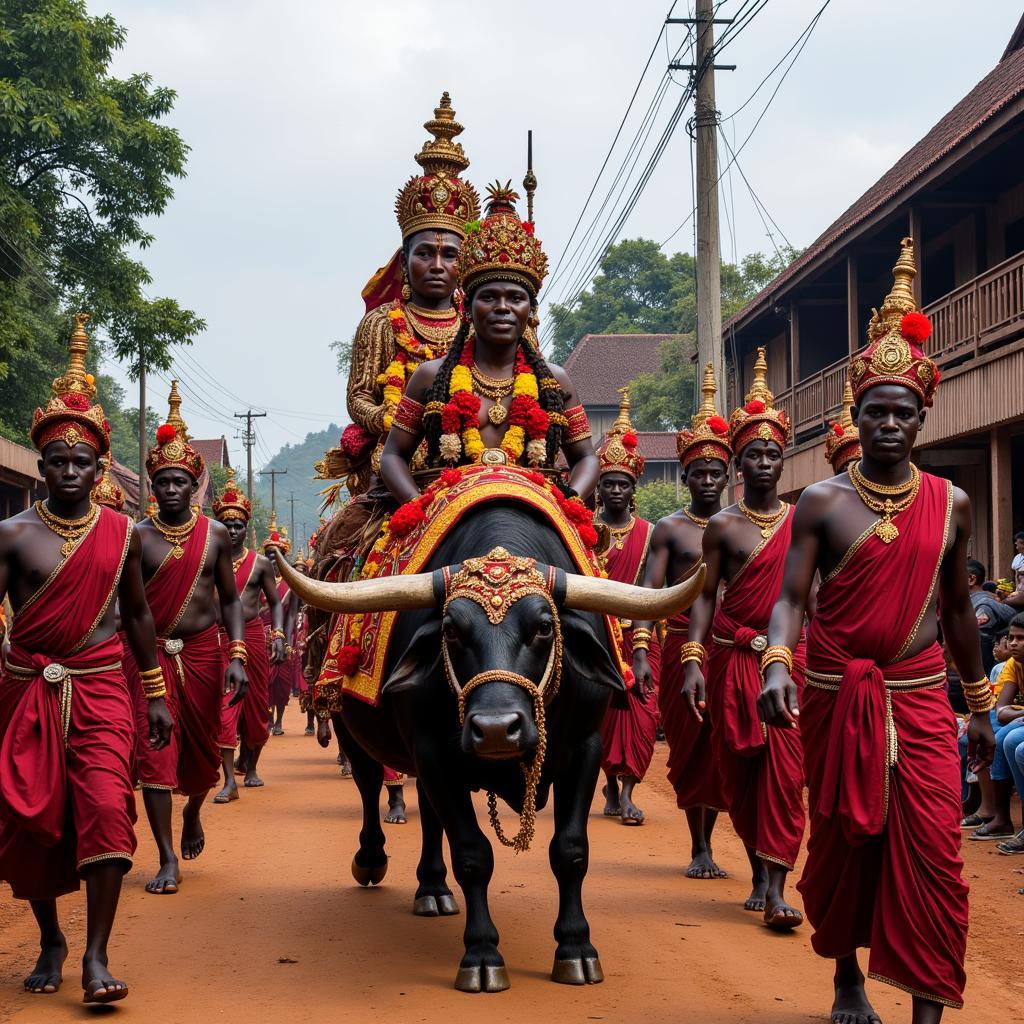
[1,703,1021,1023]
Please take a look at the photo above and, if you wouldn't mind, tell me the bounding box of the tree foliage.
[0,0,204,390]
[549,239,800,364]
[628,334,697,432]
[635,480,688,524]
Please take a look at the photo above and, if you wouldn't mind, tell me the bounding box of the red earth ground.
[0,702,1020,1023]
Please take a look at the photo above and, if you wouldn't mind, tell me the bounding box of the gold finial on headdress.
[166,380,191,441]
[743,346,775,409]
[51,312,96,399]
[415,91,470,177]
[868,236,919,344]
[838,380,855,431]
[267,510,278,532]
[523,129,537,225]
[609,386,635,436]
[693,362,718,428]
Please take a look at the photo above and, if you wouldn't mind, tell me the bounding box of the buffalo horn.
[269,547,436,613]
[563,563,706,619]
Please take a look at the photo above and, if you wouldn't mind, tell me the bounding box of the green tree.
[635,480,688,524]
[549,239,800,364]
[628,334,697,431]
[0,0,204,388]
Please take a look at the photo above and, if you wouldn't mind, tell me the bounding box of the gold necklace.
[848,460,916,494]
[407,302,456,320]
[35,500,98,558]
[683,507,710,528]
[848,461,921,544]
[602,516,635,551]
[738,499,787,539]
[405,305,459,348]
[470,365,516,425]
[152,510,199,559]
[232,547,250,573]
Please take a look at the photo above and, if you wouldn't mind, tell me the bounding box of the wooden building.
[723,19,1024,576]
[0,436,44,520]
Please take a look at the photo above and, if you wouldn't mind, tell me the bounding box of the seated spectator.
[970,613,1024,841]
[969,559,1014,673]
[991,632,1011,684]
[1012,531,1024,577]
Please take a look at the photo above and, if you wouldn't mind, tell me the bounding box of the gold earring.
[401,276,411,302]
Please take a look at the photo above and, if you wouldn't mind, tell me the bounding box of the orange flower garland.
[378,303,438,430]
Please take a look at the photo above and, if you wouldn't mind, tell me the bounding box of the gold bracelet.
[760,645,794,675]
[272,629,286,641]
[227,640,248,665]
[141,668,167,699]
[679,640,706,666]
[632,637,650,652]
[139,666,164,679]
[631,627,652,651]
[966,693,996,714]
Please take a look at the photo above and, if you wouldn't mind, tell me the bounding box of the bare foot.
[831,970,882,1023]
[620,794,645,825]
[764,893,804,931]
[233,753,247,776]
[743,877,768,912]
[602,783,621,817]
[24,935,67,993]
[213,781,238,803]
[181,803,206,860]
[384,791,406,825]
[685,850,727,879]
[82,956,128,1004]
[145,860,181,894]
[243,771,264,788]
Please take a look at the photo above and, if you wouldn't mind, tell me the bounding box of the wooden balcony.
[771,249,1024,446]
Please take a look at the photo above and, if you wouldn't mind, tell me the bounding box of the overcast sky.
[99,0,1022,466]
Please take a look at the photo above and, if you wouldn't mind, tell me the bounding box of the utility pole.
[286,491,297,547]
[669,0,734,415]
[138,359,147,510]
[259,467,287,517]
[234,410,266,505]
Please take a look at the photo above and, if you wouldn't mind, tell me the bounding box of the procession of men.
[4,0,1024,1006]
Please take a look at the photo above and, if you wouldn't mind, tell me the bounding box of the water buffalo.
[273,500,703,992]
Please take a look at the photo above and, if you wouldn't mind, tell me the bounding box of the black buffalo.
[274,500,702,993]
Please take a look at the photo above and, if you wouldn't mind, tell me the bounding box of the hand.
[757,667,799,729]
[316,716,332,748]
[270,636,286,665]
[967,710,996,772]
[631,650,654,700]
[147,696,174,750]
[225,659,249,707]
[682,663,706,722]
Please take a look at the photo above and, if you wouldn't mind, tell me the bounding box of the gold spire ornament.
[824,380,861,473]
[165,379,191,442]
[676,362,732,469]
[596,388,645,481]
[728,346,791,454]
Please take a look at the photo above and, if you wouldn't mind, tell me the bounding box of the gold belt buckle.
[164,638,184,656]
[750,635,768,653]
[43,663,68,684]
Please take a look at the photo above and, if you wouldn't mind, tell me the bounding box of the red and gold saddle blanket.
[318,464,620,706]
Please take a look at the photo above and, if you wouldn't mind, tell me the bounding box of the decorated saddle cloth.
[318,464,621,706]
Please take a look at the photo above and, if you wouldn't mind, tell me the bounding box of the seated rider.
[379,183,599,504]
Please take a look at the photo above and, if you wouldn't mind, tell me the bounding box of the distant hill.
[250,424,342,551]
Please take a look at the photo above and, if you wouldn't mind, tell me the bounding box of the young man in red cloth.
[633,362,732,876]
[0,316,171,1004]
[212,472,285,802]
[264,518,296,736]
[683,347,805,930]
[595,391,659,825]
[127,382,248,894]
[760,239,996,1024]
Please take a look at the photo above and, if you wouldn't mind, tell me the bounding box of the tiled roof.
[108,458,140,508]
[725,44,1024,332]
[564,334,678,406]
[191,437,230,469]
[597,430,680,462]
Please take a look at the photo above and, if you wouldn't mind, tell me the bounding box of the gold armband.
[679,641,706,666]
[631,627,653,651]
[760,645,794,675]
[226,640,248,665]
[139,666,167,700]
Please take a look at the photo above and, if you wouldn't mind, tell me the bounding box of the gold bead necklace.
[405,304,459,347]
[738,499,788,539]
[602,516,636,551]
[683,507,710,528]
[848,461,920,545]
[35,500,98,559]
[470,365,516,425]
[152,510,199,559]
[232,547,250,573]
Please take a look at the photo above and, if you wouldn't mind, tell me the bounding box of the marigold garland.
[377,303,439,430]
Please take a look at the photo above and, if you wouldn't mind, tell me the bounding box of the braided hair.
[423,319,472,466]
[520,335,566,466]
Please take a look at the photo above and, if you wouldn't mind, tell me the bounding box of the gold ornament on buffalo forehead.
[443,546,556,625]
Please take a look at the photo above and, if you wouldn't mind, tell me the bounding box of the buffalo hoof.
[413,893,461,916]
[437,894,460,915]
[551,957,604,985]
[351,856,388,887]
[454,965,510,993]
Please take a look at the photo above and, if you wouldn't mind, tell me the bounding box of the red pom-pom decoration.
[61,392,90,411]
[900,311,932,344]
[522,221,535,236]
[707,415,729,435]
[832,422,845,437]
[526,470,547,487]
[336,645,361,676]
[340,423,373,457]
[622,431,638,448]
[156,423,177,445]
[744,400,765,415]
[439,468,462,488]
[577,522,599,549]
[270,532,280,542]
[388,499,427,538]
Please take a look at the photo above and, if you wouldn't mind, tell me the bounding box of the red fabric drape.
[218,618,270,750]
[145,515,212,635]
[708,509,805,869]
[798,472,967,1009]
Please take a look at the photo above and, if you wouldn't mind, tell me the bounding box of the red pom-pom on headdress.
[832,422,845,437]
[156,423,177,445]
[744,399,765,415]
[707,415,729,435]
[622,431,638,448]
[900,311,931,344]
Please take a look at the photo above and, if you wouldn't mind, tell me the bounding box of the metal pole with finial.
[523,130,537,225]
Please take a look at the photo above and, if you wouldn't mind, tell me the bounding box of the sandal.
[960,812,993,829]
[969,821,1016,840]
[996,830,1024,855]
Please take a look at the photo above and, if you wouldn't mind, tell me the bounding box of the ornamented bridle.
[441,546,564,853]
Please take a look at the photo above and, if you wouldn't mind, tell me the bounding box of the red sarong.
[0,508,137,900]
[267,578,292,709]
[797,473,967,1009]
[127,515,224,796]
[659,611,727,810]
[217,551,270,751]
[600,518,660,780]
[708,508,805,869]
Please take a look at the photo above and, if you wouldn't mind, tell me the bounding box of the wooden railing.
[771,249,1024,446]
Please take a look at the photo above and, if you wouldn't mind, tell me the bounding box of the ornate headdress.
[728,347,791,454]
[30,314,111,456]
[676,362,732,469]
[212,467,251,522]
[849,237,939,408]
[597,388,644,481]
[145,380,206,481]
[394,92,481,242]
[144,492,158,519]
[92,466,126,511]
[456,182,549,298]
[262,513,290,555]
[824,380,861,474]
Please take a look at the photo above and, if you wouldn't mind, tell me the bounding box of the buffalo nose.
[467,711,528,757]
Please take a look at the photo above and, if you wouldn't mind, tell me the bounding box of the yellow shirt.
[995,656,1024,704]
